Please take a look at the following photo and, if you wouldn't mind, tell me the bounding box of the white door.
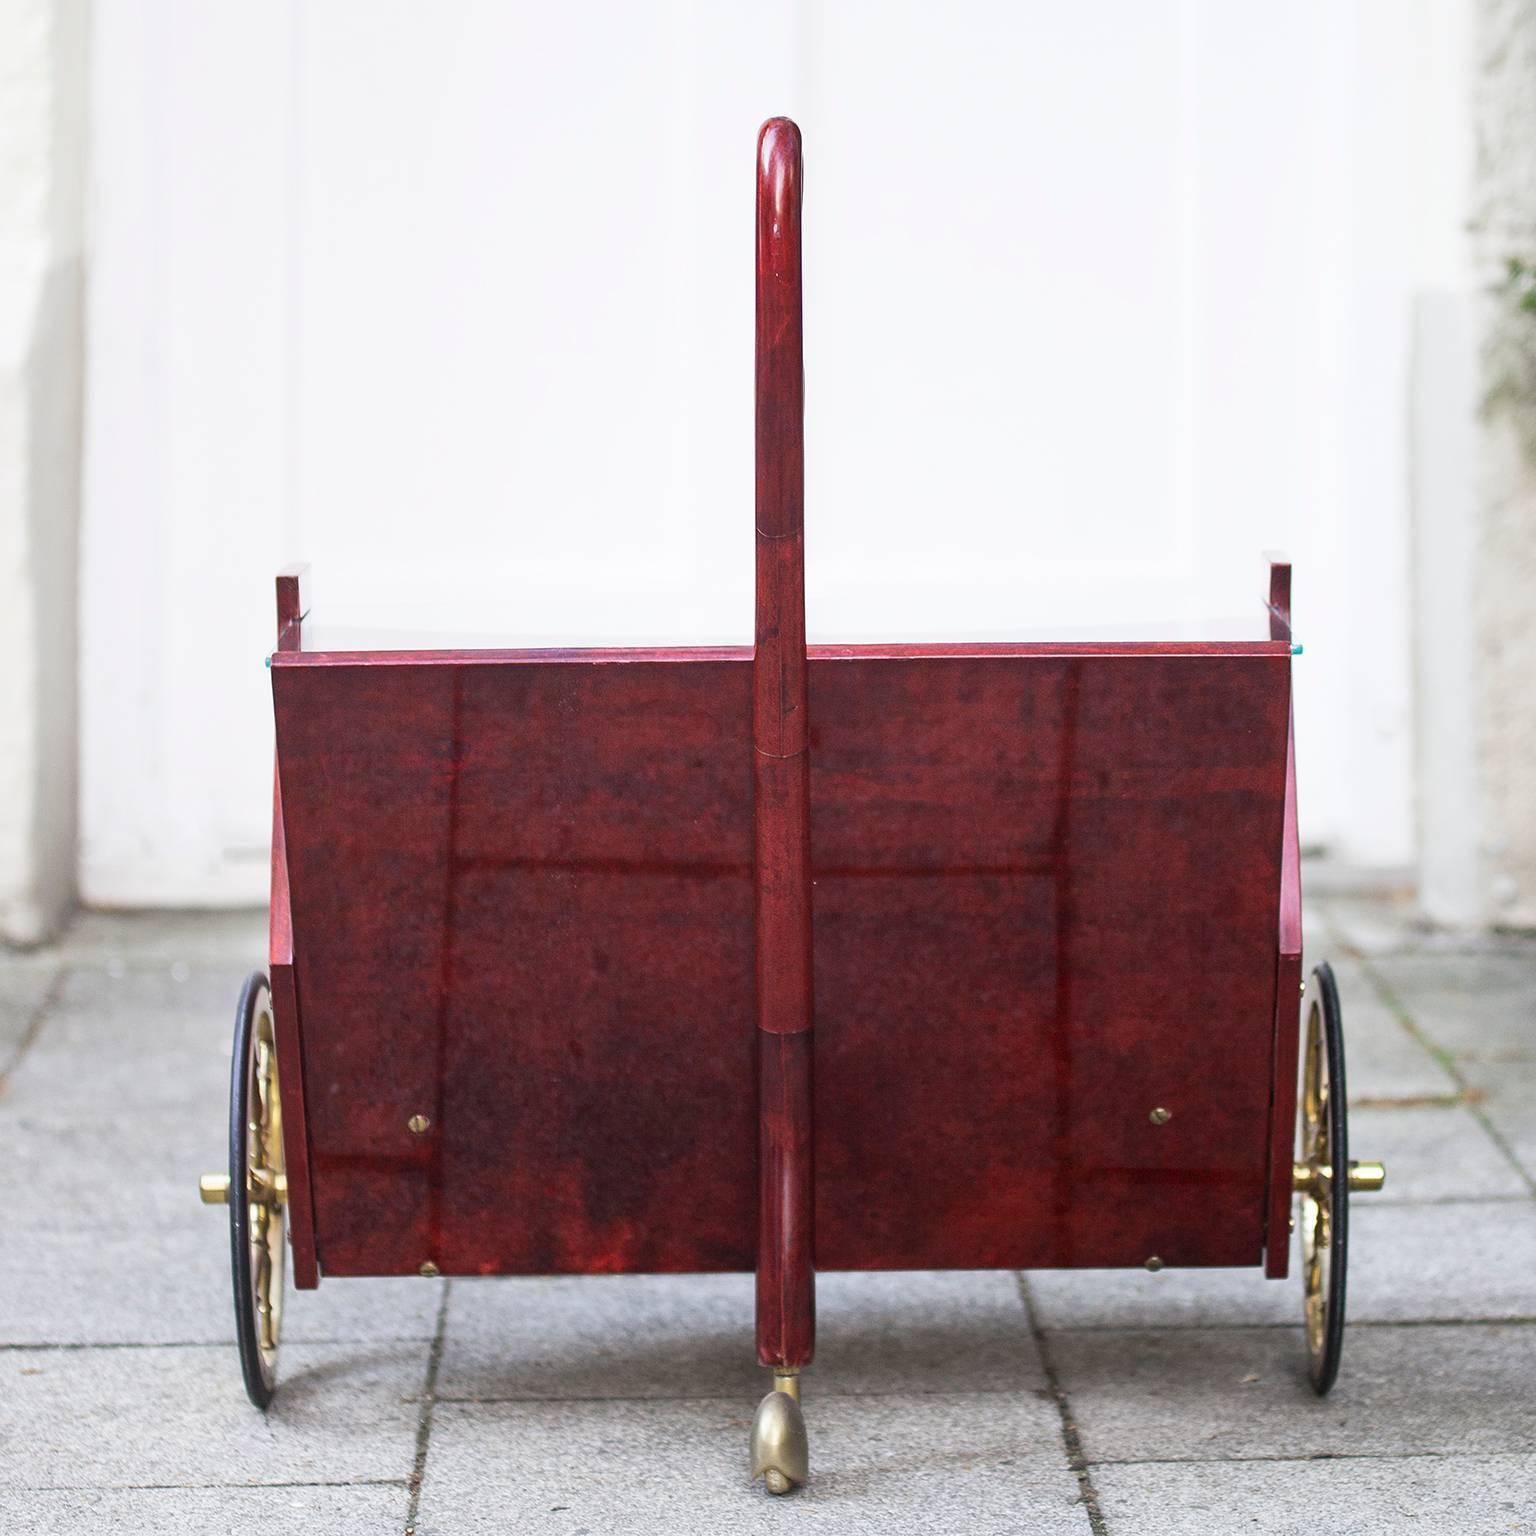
[83,0,1463,904]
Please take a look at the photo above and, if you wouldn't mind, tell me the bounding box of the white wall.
[81,1,1468,905]
[1416,0,1536,928]
[0,0,87,942]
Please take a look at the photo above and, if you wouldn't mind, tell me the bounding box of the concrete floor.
[1,895,1533,1533]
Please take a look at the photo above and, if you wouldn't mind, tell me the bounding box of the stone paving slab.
[1339,1201,1536,1325]
[6,963,237,1118]
[0,953,442,1350]
[0,1102,439,1347]
[1366,954,1536,1064]
[0,961,59,1076]
[1026,1265,1296,1333]
[440,1269,1042,1404]
[1054,1323,1536,1464]
[0,1203,445,1346]
[281,1274,447,1346]
[0,1342,425,1491]
[419,1391,1089,1535]
[0,1218,231,1347]
[1093,1452,1536,1535]
[1318,893,1446,957]
[1348,1103,1528,1202]
[0,1096,235,1231]
[1299,907,1331,954]
[1,900,1532,1528]
[2,1483,410,1536]
[1460,1056,1536,1186]
[811,1269,1045,1396]
[1329,956,1464,1103]
[52,908,268,965]
[439,1272,758,1404]
[1029,1199,1536,1331]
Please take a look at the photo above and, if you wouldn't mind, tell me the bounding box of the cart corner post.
[751,114,814,1496]
[275,564,311,654]
[1264,551,1291,644]
[270,563,319,1287]
[1263,576,1303,1279]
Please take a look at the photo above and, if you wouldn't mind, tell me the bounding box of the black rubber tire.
[230,970,279,1409]
[1306,959,1348,1395]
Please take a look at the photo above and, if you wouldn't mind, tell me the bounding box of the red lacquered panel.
[273,658,758,1277]
[274,643,1289,1277]
[808,651,1291,1271]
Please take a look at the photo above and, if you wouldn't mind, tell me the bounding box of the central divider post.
[749,115,814,1494]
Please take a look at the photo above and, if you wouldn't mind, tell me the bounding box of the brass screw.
[419,1260,440,1278]
[407,1114,431,1135]
[1145,1256,1164,1273]
[1149,1107,1172,1126]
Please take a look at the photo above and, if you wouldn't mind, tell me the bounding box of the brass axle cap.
[1292,1160,1385,1195]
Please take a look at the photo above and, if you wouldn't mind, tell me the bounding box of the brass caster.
[750,1373,808,1495]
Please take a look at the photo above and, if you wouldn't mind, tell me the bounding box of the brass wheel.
[230,971,286,1408]
[1296,962,1347,1394]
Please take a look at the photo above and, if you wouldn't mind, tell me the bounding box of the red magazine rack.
[200,117,1384,1495]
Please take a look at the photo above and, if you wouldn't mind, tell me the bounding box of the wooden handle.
[754,116,807,757]
[753,116,814,1371]
[755,119,804,547]
[753,114,809,1004]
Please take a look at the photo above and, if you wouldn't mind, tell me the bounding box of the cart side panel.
[1264,697,1303,1278]
[269,769,319,1287]
[810,651,1291,1271]
[272,658,757,1277]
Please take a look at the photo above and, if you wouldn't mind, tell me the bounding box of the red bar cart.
[201,118,1384,1494]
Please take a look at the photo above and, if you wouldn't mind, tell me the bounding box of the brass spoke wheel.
[227,972,287,1408]
[1293,960,1388,1395]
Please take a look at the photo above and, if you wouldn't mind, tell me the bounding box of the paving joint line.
[13,1478,411,1494]
[1086,1447,1536,1469]
[1034,1315,1536,1333]
[429,1383,1031,1406]
[404,1279,451,1536]
[1362,1194,1531,1207]
[0,1336,442,1352]
[0,964,67,1091]
[9,1312,1530,1356]
[1326,918,1536,1198]
[1016,1273,1110,1536]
